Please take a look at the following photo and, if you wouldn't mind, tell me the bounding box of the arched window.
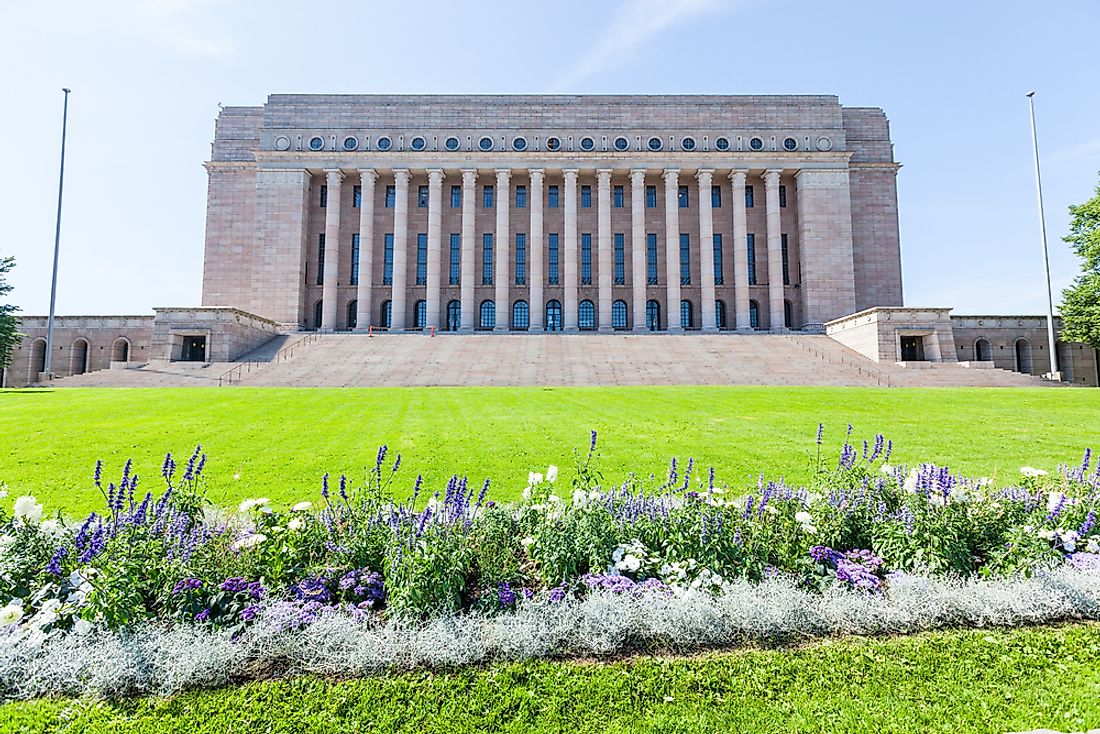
[715,300,727,329]
[512,300,529,331]
[974,338,992,362]
[749,300,759,329]
[71,338,90,376]
[346,300,358,330]
[111,337,130,363]
[1015,338,1033,374]
[680,299,693,329]
[784,300,793,329]
[30,338,46,381]
[415,300,427,329]
[545,300,563,332]
[380,300,392,329]
[313,300,323,329]
[446,300,461,332]
[480,300,496,330]
[612,300,628,330]
[645,300,661,331]
[578,300,596,330]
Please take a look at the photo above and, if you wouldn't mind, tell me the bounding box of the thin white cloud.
[550,0,738,91]
[1047,138,1100,165]
[131,0,236,57]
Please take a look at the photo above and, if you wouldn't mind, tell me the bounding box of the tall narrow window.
[581,233,592,285]
[480,300,495,330]
[515,233,527,285]
[613,233,625,285]
[416,233,427,285]
[548,185,559,208]
[385,186,396,208]
[747,234,757,285]
[483,185,494,208]
[680,299,693,329]
[381,300,392,329]
[646,300,660,331]
[516,185,527,209]
[316,234,325,285]
[351,234,360,286]
[578,300,595,330]
[320,185,328,208]
[715,300,727,329]
[450,185,461,208]
[548,233,560,285]
[779,185,787,208]
[612,300,628,329]
[449,234,461,285]
[415,300,427,329]
[678,185,689,208]
[613,185,624,208]
[383,233,394,285]
[749,300,759,329]
[781,234,790,285]
[513,301,529,330]
[353,185,362,208]
[680,233,690,285]
[745,185,754,209]
[546,300,562,331]
[713,234,723,286]
[417,186,428,208]
[645,185,657,208]
[711,185,722,208]
[482,233,493,285]
[581,185,592,208]
[646,233,658,285]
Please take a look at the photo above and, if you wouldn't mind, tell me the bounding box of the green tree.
[1061,179,1100,349]
[0,256,20,371]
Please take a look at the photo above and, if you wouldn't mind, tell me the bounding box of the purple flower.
[1080,511,1096,536]
[195,608,211,623]
[241,605,261,622]
[590,429,598,454]
[497,582,517,608]
[46,546,67,577]
[220,577,249,593]
[816,423,824,446]
[172,577,204,595]
[548,585,568,603]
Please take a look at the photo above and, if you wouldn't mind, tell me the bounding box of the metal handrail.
[785,334,893,387]
[218,332,322,386]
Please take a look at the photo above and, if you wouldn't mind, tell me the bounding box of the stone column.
[630,169,647,331]
[494,168,511,331]
[730,169,751,331]
[354,169,377,331]
[763,169,785,331]
[597,169,613,332]
[663,169,683,333]
[697,168,717,332]
[529,169,545,332]
[563,169,579,331]
[320,169,344,332]
[459,169,476,332]
[391,168,411,331]
[425,168,444,332]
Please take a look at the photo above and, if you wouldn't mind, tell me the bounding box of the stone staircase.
[39,333,1068,389]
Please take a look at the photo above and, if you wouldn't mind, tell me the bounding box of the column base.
[667,326,685,334]
[528,327,544,334]
[701,326,719,333]
[352,326,373,333]
[632,325,649,333]
[319,327,336,334]
[564,327,580,334]
[493,326,509,334]
[598,326,614,333]
[459,326,475,334]
[735,326,755,334]
[770,326,789,334]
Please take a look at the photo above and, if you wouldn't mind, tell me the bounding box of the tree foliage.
[1060,180,1100,349]
[0,255,21,371]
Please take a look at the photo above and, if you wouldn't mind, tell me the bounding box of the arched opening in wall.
[447,300,462,332]
[70,338,90,376]
[545,300,562,332]
[784,300,793,329]
[578,300,595,330]
[346,301,357,330]
[749,300,760,329]
[974,338,992,362]
[313,300,323,330]
[1015,338,1033,374]
[512,301,529,331]
[479,300,495,330]
[30,338,46,381]
[415,300,427,329]
[715,300,727,329]
[111,337,130,363]
[380,300,392,329]
[1057,342,1073,382]
[612,300,628,330]
[680,299,693,329]
[645,299,661,331]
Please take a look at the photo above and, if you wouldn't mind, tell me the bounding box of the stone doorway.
[900,335,925,362]
[183,336,207,362]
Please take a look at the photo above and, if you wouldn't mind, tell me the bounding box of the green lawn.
[4,623,1099,733]
[1,386,1099,516]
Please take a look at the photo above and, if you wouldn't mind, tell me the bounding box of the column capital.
[495,168,511,184]
[596,168,614,184]
[630,168,647,184]
[393,168,412,186]
[325,169,345,185]
[662,168,680,183]
[762,168,783,185]
[563,168,579,182]
[695,168,714,184]
[729,169,748,185]
[528,168,545,183]
[427,168,445,184]
[461,168,477,186]
[358,168,378,184]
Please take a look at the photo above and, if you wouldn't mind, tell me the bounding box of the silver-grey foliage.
[3,567,1099,700]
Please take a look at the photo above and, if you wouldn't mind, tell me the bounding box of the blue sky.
[3,0,1099,316]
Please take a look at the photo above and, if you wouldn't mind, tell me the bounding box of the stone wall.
[151,307,281,363]
[3,316,155,388]
[825,307,956,363]
[951,315,1099,386]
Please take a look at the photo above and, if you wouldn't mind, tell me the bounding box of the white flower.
[237,497,270,514]
[1038,529,1057,541]
[572,490,588,508]
[38,519,64,540]
[72,618,93,635]
[794,511,813,525]
[68,570,85,588]
[520,536,535,547]
[903,469,918,494]
[291,501,313,512]
[13,496,44,524]
[233,473,241,481]
[1087,537,1100,554]
[1023,525,1034,533]
[0,487,7,499]
[527,472,543,486]
[0,602,24,626]
[616,554,642,573]
[546,465,558,483]
[880,464,894,476]
[229,533,267,551]
[1046,492,1066,512]
[547,494,561,505]
[802,524,817,535]
[287,518,304,532]
[1021,466,1048,478]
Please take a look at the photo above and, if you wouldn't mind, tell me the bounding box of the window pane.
[581,185,591,208]
[480,300,495,329]
[482,233,493,285]
[351,233,360,286]
[385,186,395,208]
[416,233,427,285]
[779,185,787,208]
[713,233,723,286]
[548,185,559,208]
[614,233,625,285]
[451,185,461,208]
[578,300,595,330]
[353,185,362,209]
[680,300,692,328]
[745,186,754,209]
[483,185,494,208]
[680,233,690,285]
[320,185,327,208]
[513,301,529,330]
[516,185,527,209]
[750,301,759,329]
[415,300,427,329]
[613,185,624,208]
[316,234,325,285]
[383,234,394,285]
[747,234,756,285]
[515,233,527,285]
[645,185,656,208]
[711,185,721,208]
[581,233,592,285]
[449,233,461,285]
[678,185,689,208]
[548,233,560,285]
[612,300,627,329]
[646,233,658,285]
[781,233,790,285]
[417,186,428,208]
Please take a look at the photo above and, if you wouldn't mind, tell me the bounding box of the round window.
[816,136,833,152]
[613,136,630,151]
[681,137,696,151]
[478,136,494,151]
[274,136,291,151]
[444,136,460,151]
[579,136,595,151]
[714,137,730,151]
[410,136,426,151]
[546,136,562,151]
[376,136,392,151]
[342,136,359,151]
[512,137,528,151]
[749,137,764,151]
[308,136,324,151]
[647,136,663,151]
[783,137,798,151]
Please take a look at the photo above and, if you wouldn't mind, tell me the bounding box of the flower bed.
[2,427,1100,698]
